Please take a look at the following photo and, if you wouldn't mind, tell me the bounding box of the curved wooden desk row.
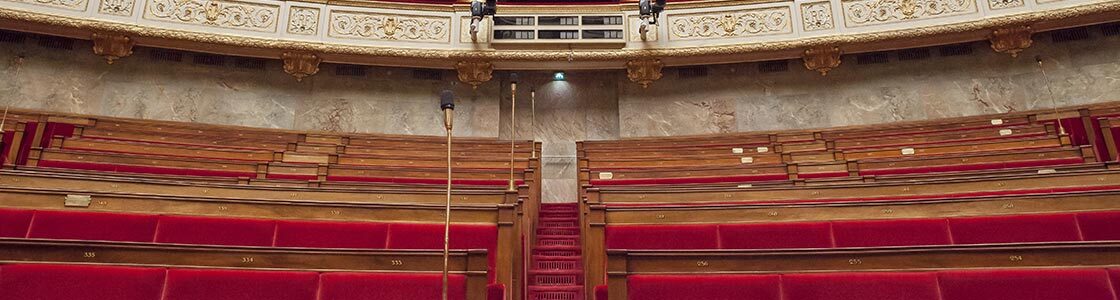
[601,242,1120,300]
[586,169,1120,205]
[580,103,1120,152]
[0,239,494,300]
[583,147,1096,186]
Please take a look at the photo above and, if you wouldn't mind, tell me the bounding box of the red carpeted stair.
[529,203,584,300]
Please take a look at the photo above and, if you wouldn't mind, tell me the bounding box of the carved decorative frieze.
[281,52,321,81]
[144,0,279,32]
[668,7,791,40]
[988,0,1024,9]
[287,6,319,35]
[800,1,835,31]
[329,11,450,43]
[3,0,87,11]
[626,58,664,88]
[989,25,1032,57]
[843,0,976,27]
[90,32,134,64]
[455,61,493,88]
[802,46,841,75]
[98,0,133,16]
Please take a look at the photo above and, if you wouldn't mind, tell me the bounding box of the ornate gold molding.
[667,7,792,40]
[90,32,133,64]
[454,60,493,88]
[0,1,1117,65]
[626,58,664,88]
[281,51,321,81]
[989,25,1033,57]
[802,46,841,75]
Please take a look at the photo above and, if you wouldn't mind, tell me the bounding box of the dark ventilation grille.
[897,48,931,61]
[856,52,889,65]
[335,64,367,76]
[0,30,27,44]
[757,60,789,73]
[938,43,974,57]
[192,54,226,66]
[233,57,266,70]
[1102,23,1120,36]
[677,66,708,78]
[1051,28,1091,42]
[149,49,184,62]
[412,69,443,81]
[36,36,73,50]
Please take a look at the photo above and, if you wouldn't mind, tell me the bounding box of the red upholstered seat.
[156,215,276,246]
[0,264,165,300]
[948,213,1082,244]
[319,272,467,300]
[939,269,1115,300]
[275,219,389,249]
[605,225,718,250]
[29,210,157,242]
[832,218,951,247]
[1110,269,1120,295]
[386,223,497,251]
[782,272,940,300]
[595,284,608,300]
[163,268,318,300]
[1077,211,1120,241]
[627,275,781,300]
[717,222,832,249]
[0,208,32,238]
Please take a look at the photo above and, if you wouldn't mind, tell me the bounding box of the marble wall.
[1,26,1119,202]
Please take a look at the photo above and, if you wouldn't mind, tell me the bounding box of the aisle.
[527,203,584,300]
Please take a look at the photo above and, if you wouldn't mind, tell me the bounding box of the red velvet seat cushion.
[627,275,781,300]
[1077,211,1120,241]
[939,269,1115,300]
[606,225,718,250]
[718,222,832,249]
[0,264,165,300]
[164,268,318,300]
[783,272,940,300]
[832,218,951,247]
[29,210,157,242]
[948,213,1082,244]
[1110,269,1120,296]
[156,215,276,246]
[275,219,389,249]
[595,284,608,300]
[0,208,32,237]
[319,272,466,300]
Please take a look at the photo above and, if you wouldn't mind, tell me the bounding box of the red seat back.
[606,225,718,250]
[948,213,1081,244]
[939,269,1115,300]
[163,268,319,300]
[275,219,389,249]
[156,215,276,246]
[1077,211,1120,241]
[782,272,941,300]
[0,208,32,238]
[832,218,951,247]
[627,274,781,300]
[319,272,467,300]
[29,210,157,242]
[718,222,832,249]
[0,264,165,300]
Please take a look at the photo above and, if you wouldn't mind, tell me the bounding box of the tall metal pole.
[531,89,536,159]
[508,75,518,191]
[440,92,455,300]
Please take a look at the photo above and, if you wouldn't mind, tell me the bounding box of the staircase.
[528,203,584,300]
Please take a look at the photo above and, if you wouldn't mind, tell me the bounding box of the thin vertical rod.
[531,90,536,159]
[508,81,517,191]
[1037,58,1066,135]
[441,119,453,300]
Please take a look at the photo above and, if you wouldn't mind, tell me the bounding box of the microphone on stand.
[438,89,455,300]
[441,90,455,130]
